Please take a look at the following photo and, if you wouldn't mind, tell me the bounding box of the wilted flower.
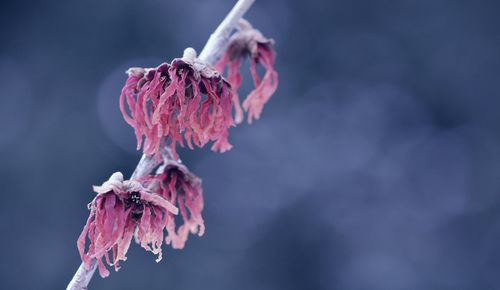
[142,152,204,250]
[215,19,279,124]
[119,48,235,160]
[77,172,178,278]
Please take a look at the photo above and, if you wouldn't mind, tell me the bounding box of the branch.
[66,0,255,289]
[198,0,255,63]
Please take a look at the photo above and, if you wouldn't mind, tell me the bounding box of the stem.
[66,0,255,289]
[66,263,97,290]
[198,0,255,64]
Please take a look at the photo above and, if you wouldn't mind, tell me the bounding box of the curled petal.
[140,191,179,215]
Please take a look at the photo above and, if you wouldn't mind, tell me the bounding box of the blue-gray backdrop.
[1,0,500,289]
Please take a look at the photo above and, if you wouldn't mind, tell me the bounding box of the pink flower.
[215,20,279,124]
[119,49,235,160]
[77,172,178,278]
[141,155,205,250]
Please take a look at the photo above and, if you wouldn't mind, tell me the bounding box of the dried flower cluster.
[142,158,204,250]
[78,160,204,277]
[119,23,278,160]
[216,20,278,124]
[76,16,278,280]
[120,49,234,160]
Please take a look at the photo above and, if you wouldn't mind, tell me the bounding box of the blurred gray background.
[1,0,500,289]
